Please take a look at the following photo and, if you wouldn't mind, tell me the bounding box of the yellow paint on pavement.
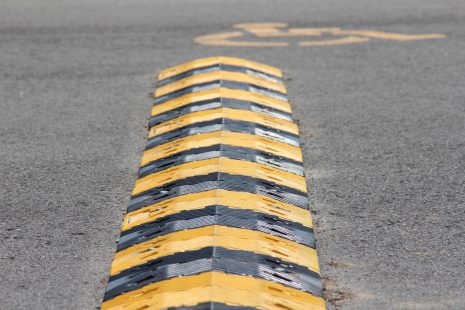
[195,31,288,47]
[300,36,370,46]
[195,22,446,47]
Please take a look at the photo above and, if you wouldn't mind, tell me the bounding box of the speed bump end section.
[157,56,283,82]
[101,57,326,310]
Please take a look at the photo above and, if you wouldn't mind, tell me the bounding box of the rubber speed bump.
[101,57,326,310]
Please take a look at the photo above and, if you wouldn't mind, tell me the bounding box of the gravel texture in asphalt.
[1,0,464,309]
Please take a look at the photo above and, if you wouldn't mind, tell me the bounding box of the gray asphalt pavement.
[1,0,464,309]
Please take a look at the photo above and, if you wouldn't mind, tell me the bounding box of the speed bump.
[101,57,326,310]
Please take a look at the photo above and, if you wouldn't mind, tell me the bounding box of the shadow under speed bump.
[101,56,326,310]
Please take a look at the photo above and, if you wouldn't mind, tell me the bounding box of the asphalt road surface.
[1,0,464,309]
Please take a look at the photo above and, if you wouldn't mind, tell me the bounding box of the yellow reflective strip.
[133,157,306,195]
[151,88,291,116]
[155,71,287,98]
[158,56,283,81]
[123,189,313,231]
[148,107,299,138]
[110,226,320,275]
[101,272,325,310]
[141,131,303,166]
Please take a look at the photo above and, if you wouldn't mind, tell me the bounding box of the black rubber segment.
[157,63,283,87]
[139,144,304,178]
[154,80,288,105]
[149,97,293,128]
[117,205,315,251]
[145,118,300,150]
[128,173,309,212]
[104,247,322,301]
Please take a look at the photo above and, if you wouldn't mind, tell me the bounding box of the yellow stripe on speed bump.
[133,157,307,195]
[151,88,292,116]
[141,130,303,166]
[122,189,314,231]
[101,272,325,310]
[148,107,299,138]
[158,56,283,81]
[102,57,326,310]
[154,70,287,98]
[110,226,319,275]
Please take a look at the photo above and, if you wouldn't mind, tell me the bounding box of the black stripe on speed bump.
[117,205,315,251]
[139,144,304,178]
[104,247,322,301]
[149,97,293,128]
[128,173,309,213]
[154,80,288,105]
[145,118,300,150]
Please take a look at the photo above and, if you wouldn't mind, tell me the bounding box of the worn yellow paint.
[148,107,298,138]
[234,23,335,37]
[300,36,370,46]
[133,157,306,195]
[195,22,446,47]
[141,130,303,167]
[110,226,320,275]
[333,29,446,41]
[158,56,283,80]
[151,88,292,116]
[195,31,288,47]
[154,71,287,98]
[287,27,343,36]
[101,272,326,310]
[123,189,314,231]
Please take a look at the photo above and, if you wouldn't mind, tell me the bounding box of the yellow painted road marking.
[195,31,288,47]
[300,36,370,46]
[151,88,292,116]
[158,56,283,80]
[154,70,287,98]
[148,107,298,138]
[122,189,314,231]
[333,29,446,41]
[195,22,446,47]
[235,23,338,37]
[101,272,326,310]
[110,226,320,275]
